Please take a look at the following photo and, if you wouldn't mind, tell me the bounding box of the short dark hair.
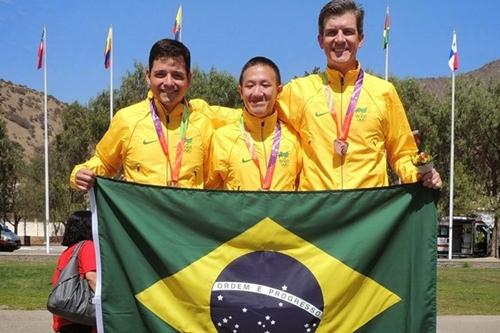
[148,38,191,72]
[318,0,365,36]
[239,56,282,85]
[61,210,92,247]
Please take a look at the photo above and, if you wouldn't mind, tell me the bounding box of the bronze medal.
[334,139,349,156]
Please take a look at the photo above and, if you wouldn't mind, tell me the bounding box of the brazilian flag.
[92,177,438,333]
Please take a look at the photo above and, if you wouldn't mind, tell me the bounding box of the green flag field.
[91,177,439,333]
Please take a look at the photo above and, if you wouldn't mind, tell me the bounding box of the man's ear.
[317,34,324,50]
[277,84,283,95]
[237,85,243,97]
[358,33,365,48]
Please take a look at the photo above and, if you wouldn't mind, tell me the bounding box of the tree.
[115,61,148,110]
[50,102,95,224]
[187,67,241,107]
[16,151,44,223]
[0,116,25,232]
[453,78,499,216]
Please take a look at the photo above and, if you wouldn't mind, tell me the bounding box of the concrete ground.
[0,310,499,333]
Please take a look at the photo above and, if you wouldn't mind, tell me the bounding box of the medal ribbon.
[322,69,364,141]
[239,117,282,191]
[150,99,190,186]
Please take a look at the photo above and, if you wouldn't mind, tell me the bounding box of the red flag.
[37,29,45,69]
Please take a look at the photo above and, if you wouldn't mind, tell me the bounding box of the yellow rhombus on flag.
[136,217,401,332]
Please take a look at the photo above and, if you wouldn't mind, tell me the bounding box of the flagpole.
[448,69,455,260]
[448,30,457,260]
[109,26,113,122]
[42,25,50,254]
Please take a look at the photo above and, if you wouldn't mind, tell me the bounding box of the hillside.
[416,59,500,98]
[0,79,65,158]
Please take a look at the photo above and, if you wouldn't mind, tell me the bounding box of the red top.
[51,240,96,332]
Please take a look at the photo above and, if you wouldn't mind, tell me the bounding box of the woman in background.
[51,211,96,333]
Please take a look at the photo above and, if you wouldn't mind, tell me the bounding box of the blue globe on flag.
[210,251,324,333]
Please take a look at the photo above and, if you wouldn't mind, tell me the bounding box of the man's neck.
[327,61,358,76]
[245,108,276,119]
[156,100,182,115]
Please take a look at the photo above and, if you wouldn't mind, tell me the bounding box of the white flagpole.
[448,69,455,260]
[448,30,457,260]
[109,26,114,122]
[42,25,50,254]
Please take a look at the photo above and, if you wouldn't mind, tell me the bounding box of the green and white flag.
[91,177,438,333]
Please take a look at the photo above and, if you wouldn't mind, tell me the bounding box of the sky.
[1,0,499,104]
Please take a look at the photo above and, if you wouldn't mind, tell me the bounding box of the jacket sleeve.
[276,81,304,133]
[384,85,419,183]
[69,111,129,189]
[190,98,242,129]
[204,130,225,190]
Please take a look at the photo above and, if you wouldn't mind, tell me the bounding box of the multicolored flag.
[92,177,438,333]
[104,27,112,69]
[37,28,45,69]
[172,5,182,41]
[448,31,459,71]
[382,5,390,49]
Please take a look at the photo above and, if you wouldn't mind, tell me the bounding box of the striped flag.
[37,28,45,69]
[382,6,390,49]
[172,5,182,41]
[104,27,112,69]
[448,31,459,71]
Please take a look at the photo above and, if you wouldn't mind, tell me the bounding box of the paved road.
[0,310,499,332]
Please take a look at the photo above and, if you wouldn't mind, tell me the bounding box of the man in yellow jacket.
[278,0,442,190]
[206,57,302,191]
[71,39,218,190]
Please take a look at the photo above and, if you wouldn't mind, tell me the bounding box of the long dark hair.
[61,211,92,247]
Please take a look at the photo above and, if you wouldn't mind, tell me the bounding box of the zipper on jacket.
[340,76,344,190]
[165,114,170,185]
[260,120,268,168]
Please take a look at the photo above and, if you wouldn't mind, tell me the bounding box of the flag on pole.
[382,6,390,49]
[448,31,459,71]
[37,29,45,69]
[104,27,112,69]
[172,5,182,41]
[92,178,439,333]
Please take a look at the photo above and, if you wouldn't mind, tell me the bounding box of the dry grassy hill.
[0,79,65,159]
[416,59,500,98]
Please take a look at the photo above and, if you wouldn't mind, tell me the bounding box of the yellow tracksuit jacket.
[70,96,216,188]
[206,110,302,191]
[278,65,418,190]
